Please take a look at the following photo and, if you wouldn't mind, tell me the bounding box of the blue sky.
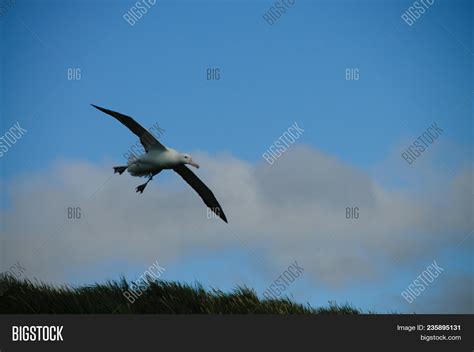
[1,0,472,313]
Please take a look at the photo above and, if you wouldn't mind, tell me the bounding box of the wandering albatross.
[91,104,228,223]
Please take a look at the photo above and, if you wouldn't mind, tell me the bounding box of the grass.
[0,274,361,314]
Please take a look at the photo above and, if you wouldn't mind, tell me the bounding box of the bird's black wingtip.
[221,213,228,224]
[91,104,112,115]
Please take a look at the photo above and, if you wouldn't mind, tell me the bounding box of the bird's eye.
[184,156,188,159]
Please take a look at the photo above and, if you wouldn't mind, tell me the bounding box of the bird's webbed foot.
[135,183,148,194]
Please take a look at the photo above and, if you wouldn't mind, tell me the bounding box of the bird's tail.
[113,166,127,175]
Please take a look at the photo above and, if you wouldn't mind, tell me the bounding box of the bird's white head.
[181,153,200,168]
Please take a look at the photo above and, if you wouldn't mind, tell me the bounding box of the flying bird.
[91,104,227,223]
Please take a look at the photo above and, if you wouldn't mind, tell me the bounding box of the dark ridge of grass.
[0,274,362,314]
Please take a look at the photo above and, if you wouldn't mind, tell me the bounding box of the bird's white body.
[128,148,183,176]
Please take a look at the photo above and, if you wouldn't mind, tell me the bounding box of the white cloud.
[0,145,472,311]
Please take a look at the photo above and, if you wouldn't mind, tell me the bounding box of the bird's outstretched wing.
[91,104,166,152]
[173,164,228,223]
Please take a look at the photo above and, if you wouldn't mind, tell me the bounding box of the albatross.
[91,104,228,223]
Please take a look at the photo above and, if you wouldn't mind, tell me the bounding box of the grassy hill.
[0,274,361,314]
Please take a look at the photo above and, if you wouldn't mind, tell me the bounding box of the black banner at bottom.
[0,314,472,351]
